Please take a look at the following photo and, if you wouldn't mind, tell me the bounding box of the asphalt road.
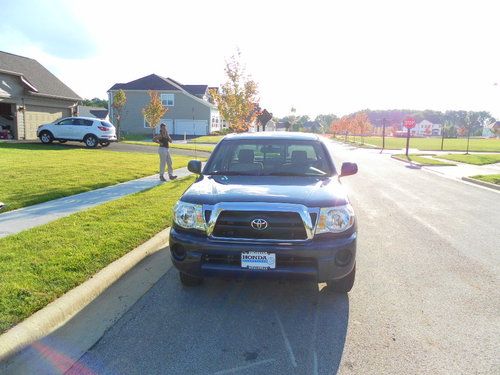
[67,142,499,375]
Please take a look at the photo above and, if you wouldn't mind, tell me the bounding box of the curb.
[462,177,500,191]
[0,227,171,362]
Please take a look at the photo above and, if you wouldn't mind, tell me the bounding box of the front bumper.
[169,228,356,282]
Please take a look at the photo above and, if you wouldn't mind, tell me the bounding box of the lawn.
[0,143,193,212]
[434,153,500,165]
[187,135,225,144]
[470,174,500,185]
[333,136,500,152]
[392,154,456,166]
[0,176,195,333]
[123,140,215,153]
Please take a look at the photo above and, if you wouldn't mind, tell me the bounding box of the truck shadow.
[73,270,349,375]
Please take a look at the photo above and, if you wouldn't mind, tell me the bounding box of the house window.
[161,93,174,106]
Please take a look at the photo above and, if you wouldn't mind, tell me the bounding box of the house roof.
[0,51,81,100]
[108,74,208,97]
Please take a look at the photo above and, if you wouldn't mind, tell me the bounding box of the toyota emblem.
[251,218,268,230]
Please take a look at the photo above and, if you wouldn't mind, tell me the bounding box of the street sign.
[403,117,416,129]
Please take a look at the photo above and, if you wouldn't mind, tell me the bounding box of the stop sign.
[403,117,416,129]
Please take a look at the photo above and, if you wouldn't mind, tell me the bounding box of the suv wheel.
[327,264,355,293]
[39,131,53,144]
[179,272,203,287]
[84,134,98,148]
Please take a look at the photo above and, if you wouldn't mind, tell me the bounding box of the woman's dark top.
[158,134,171,148]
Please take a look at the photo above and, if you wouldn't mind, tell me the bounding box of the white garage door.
[174,120,208,136]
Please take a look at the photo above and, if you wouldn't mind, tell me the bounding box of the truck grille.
[212,211,307,240]
[203,254,317,268]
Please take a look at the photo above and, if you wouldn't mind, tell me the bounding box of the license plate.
[241,251,276,270]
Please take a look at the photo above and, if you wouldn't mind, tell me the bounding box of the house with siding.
[108,74,221,136]
[0,51,80,140]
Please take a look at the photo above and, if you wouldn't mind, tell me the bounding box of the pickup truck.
[169,132,358,292]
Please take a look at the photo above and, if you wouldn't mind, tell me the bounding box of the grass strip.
[0,176,195,333]
[470,174,500,185]
[392,154,456,166]
[0,143,194,212]
[434,153,500,165]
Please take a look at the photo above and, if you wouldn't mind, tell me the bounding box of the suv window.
[100,121,113,128]
[72,119,94,126]
[205,140,333,176]
[57,119,73,125]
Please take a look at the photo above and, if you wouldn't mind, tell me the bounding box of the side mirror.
[340,162,358,177]
[187,160,202,174]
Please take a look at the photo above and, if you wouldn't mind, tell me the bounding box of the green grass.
[187,135,225,144]
[392,154,456,166]
[0,143,194,212]
[123,140,215,153]
[0,176,195,333]
[470,174,500,185]
[434,153,500,165]
[333,136,500,152]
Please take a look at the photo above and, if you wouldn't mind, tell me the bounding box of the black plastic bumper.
[169,228,356,282]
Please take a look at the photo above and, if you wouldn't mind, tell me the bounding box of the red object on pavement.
[403,117,416,129]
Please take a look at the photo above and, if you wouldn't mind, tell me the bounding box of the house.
[77,105,109,120]
[108,74,221,136]
[482,121,499,138]
[412,120,442,136]
[302,120,322,133]
[0,51,81,140]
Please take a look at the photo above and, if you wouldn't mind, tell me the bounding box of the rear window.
[100,121,114,128]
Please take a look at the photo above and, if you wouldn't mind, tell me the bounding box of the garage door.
[24,106,70,140]
[174,120,208,136]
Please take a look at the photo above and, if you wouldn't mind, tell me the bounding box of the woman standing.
[154,123,177,181]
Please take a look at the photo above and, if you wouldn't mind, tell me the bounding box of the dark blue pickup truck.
[169,132,358,292]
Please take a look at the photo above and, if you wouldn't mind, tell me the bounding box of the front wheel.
[84,134,98,148]
[39,131,53,144]
[327,264,355,293]
[100,141,110,147]
[179,272,203,287]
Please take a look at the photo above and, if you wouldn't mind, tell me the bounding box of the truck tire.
[179,272,203,287]
[327,264,355,293]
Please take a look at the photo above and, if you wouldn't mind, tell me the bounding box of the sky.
[1,0,499,119]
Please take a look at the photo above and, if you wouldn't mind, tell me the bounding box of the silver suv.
[37,117,117,148]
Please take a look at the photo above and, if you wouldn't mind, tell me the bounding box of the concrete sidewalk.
[0,168,191,238]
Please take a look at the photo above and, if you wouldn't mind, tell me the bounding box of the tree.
[210,51,259,133]
[81,97,108,108]
[316,114,338,133]
[142,91,167,136]
[112,90,127,139]
[353,112,372,144]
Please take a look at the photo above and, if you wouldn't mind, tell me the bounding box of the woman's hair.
[160,123,167,136]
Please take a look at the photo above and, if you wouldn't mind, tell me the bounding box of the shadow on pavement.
[68,270,350,375]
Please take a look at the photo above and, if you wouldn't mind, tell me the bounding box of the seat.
[291,150,308,165]
[228,149,263,174]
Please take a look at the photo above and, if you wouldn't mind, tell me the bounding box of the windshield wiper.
[209,171,260,176]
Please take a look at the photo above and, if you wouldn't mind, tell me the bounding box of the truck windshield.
[204,139,334,176]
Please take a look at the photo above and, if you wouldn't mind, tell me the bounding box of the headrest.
[291,150,308,163]
[238,149,254,163]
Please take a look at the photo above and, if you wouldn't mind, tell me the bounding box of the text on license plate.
[241,251,276,269]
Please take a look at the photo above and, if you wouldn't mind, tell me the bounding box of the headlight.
[315,205,355,234]
[174,201,205,231]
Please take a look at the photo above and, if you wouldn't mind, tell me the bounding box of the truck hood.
[181,175,349,207]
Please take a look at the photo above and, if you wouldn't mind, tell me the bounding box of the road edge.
[0,227,171,363]
[462,177,500,191]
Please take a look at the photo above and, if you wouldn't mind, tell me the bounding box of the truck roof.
[223,132,320,141]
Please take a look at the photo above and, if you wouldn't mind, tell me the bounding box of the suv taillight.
[97,126,108,131]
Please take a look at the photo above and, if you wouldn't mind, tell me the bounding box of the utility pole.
[381,117,386,153]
